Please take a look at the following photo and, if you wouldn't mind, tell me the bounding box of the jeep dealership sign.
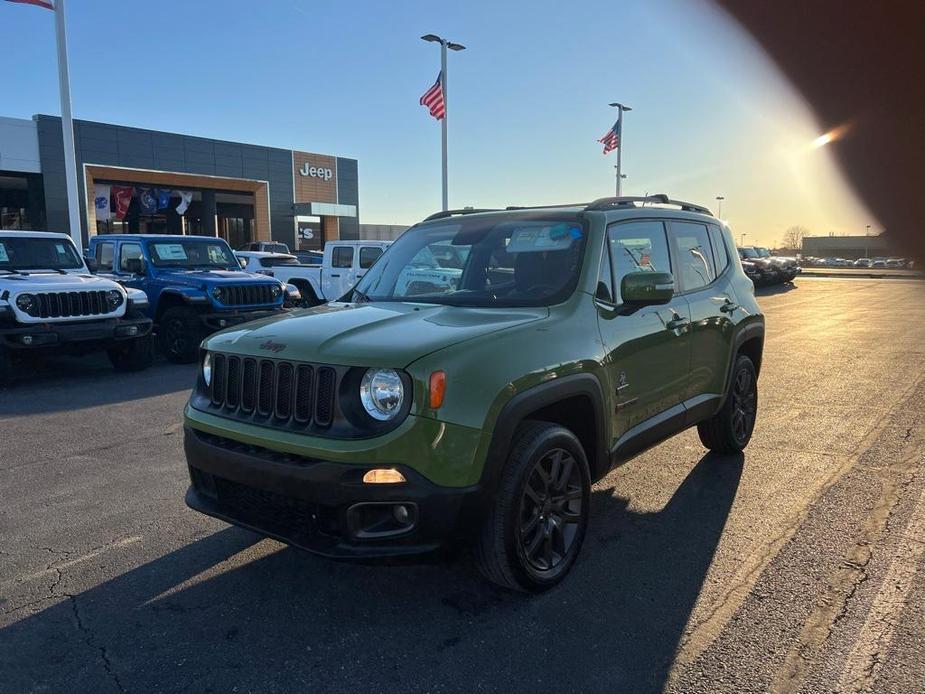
[299,162,333,181]
[293,151,337,204]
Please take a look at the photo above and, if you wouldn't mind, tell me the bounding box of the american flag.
[419,72,446,120]
[598,120,620,154]
[4,0,55,9]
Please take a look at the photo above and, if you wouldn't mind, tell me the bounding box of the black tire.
[295,283,321,308]
[476,421,591,592]
[0,347,13,388]
[159,307,203,364]
[697,354,758,453]
[107,334,154,372]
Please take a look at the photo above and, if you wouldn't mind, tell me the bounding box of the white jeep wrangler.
[0,231,154,385]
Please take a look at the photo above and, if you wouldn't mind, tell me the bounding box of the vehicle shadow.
[0,452,743,693]
[755,282,798,296]
[0,353,196,416]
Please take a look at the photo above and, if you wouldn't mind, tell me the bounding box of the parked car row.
[0,231,393,386]
[800,256,913,268]
[737,246,799,286]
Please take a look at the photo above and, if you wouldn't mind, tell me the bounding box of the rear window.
[359,246,383,269]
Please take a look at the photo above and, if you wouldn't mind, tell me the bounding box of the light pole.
[608,102,631,196]
[865,224,871,259]
[421,34,465,211]
[715,196,725,218]
[740,232,747,247]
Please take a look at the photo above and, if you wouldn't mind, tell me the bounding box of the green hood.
[203,301,548,367]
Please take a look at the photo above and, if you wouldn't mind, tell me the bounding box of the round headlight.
[15,293,36,313]
[271,284,283,298]
[106,289,124,310]
[211,287,224,302]
[360,368,404,421]
[202,352,213,387]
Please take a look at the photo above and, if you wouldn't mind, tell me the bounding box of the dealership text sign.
[299,163,333,181]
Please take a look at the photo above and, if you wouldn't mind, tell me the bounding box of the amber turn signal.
[429,370,446,409]
[362,468,406,484]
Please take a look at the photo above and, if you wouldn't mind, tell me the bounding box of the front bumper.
[198,307,285,331]
[183,426,481,558]
[0,313,152,350]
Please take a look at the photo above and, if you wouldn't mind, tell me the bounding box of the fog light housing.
[21,335,33,345]
[363,468,406,484]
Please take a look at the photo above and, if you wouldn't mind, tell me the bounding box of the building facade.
[0,115,359,250]
[802,234,894,260]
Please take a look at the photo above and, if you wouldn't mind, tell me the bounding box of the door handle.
[666,316,690,331]
[720,299,739,313]
[356,274,364,278]
[330,274,341,278]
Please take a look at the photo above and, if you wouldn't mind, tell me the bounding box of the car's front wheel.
[0,347,13,387]
[697,354,758,453]
[476,421,591,592]
[159,307,203,364]
[108,334,154,372]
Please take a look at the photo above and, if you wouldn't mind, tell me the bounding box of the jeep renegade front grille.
[22,290,111,319]
[217,284,275,306]
[208,354,337,429]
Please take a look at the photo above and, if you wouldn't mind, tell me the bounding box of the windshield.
[0,236,83,271]
[739,247,759,259]
[755,247,771,257]
[149,240,237,269]
[264,243,289,254]
[351,215,587,307]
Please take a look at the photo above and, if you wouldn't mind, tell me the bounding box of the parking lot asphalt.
[1,277,924,693]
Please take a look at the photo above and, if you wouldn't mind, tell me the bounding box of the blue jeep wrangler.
[87,235,289,363]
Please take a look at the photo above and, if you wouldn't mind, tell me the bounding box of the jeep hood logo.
[259,340,286,353]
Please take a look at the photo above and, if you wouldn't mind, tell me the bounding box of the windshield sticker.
[55,243,66,254]
[0,243,7,262]
[507,225,579,253]
[154,243,188,260]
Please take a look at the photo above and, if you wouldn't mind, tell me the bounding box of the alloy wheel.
[731,367,757,443]
[518,448,584,572]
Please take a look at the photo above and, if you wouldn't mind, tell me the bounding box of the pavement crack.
[67,591,127,694]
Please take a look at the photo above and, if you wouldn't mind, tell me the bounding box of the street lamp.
[740,232,747,247]
[715,195,725,218]
[421,34,466,211]
[608,102,632,196]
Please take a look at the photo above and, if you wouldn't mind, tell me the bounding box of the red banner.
[112,186,134,221]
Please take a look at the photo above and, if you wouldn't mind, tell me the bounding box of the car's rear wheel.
[159,307,203,364]
[697,354,758,453]
[107,334,154,372]
[476,421,591,592]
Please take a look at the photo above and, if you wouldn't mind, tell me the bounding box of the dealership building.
[0,115,359,250]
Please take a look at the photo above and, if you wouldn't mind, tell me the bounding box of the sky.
[0,0,875,246]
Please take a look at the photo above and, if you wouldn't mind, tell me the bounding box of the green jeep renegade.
[183,195,764,592]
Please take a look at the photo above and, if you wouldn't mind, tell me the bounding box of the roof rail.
[504,202,588,210]
[584,194,713,215]
[422,208,501,221]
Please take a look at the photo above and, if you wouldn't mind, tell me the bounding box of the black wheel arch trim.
[720,318,765,408]
[480,373,609,496]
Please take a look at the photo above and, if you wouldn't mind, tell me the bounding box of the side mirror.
[620,271,674,307]
[123,257,146,275]
[84,256,98,273]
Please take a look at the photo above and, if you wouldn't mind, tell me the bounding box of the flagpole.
[440,42,448,211]
[53,0,82,247]
[609,102,631,197]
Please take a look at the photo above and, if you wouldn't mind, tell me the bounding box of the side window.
[359,246,383,269]
[118,243,143,272]
[96,242,114,272]
[595,239,614,303]
[332,246,354,269]
[708,225,729,275]
[606,220,672,302]
[670,221,715,292]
